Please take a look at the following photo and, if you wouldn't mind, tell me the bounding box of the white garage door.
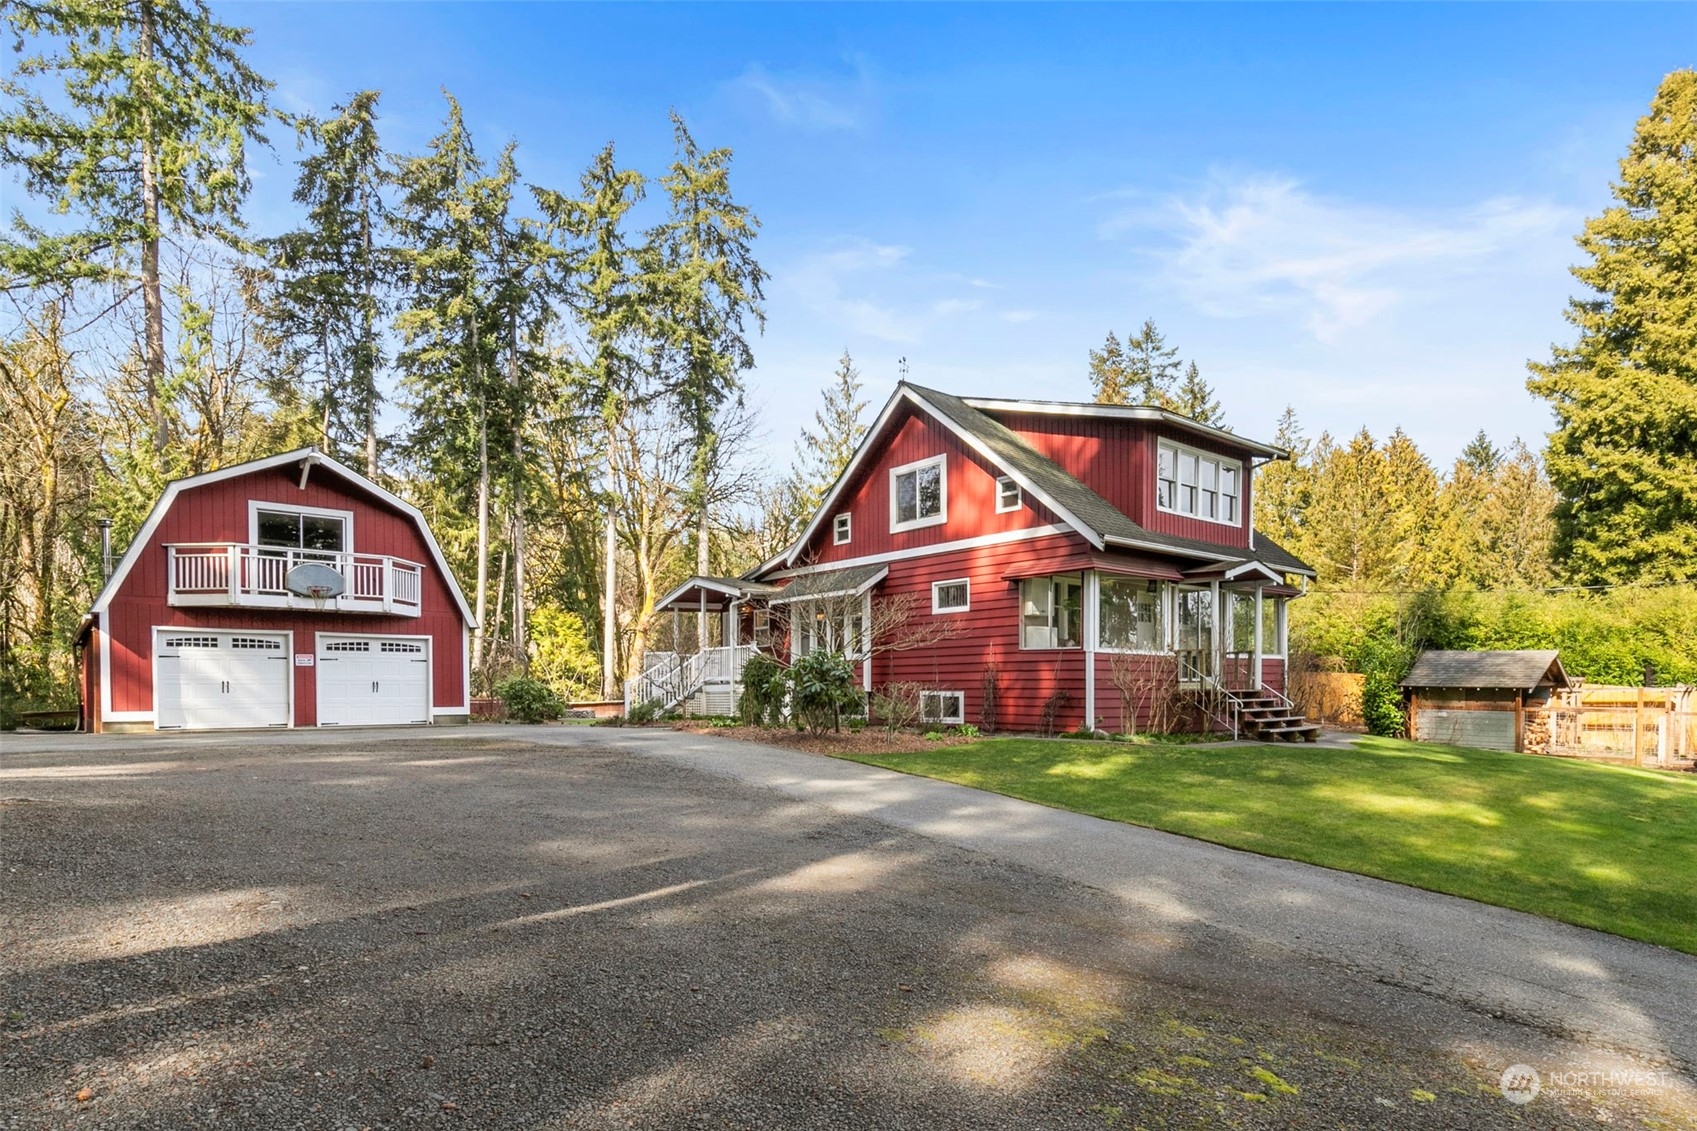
[316,635,431,727]
[156,631,290,730]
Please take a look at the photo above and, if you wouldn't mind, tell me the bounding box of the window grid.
[1156,441,1241,526]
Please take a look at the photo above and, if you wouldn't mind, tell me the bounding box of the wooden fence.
[1288,670,1365,729]
[1538,685,1694,768]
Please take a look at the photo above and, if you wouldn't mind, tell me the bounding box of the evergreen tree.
[1123,319,1184,407]
[264,90,390,473]
[1254,406,1311,556]
[1088,331,1129,404]
[1528,69,1697,583]
[1459,430,1502,476]
[1173,361,1224,426]
[1,0,273,452]
[648,113,767,577]
[794,350,869,508]
[1304,429,1397,586]
[1379,428,1439,586]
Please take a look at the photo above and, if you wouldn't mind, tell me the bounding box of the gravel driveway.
[2,727,1693,1130]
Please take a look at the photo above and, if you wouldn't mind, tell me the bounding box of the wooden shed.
[1402,650,1570,753]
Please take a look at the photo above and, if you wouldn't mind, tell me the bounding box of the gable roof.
[87,448,476,625]
[1402,650,1569,691]
[960,394,1286,458]
[775,382,1315,578]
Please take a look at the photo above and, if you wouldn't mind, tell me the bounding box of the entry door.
[156,632,290,730]
[316,635,431,726]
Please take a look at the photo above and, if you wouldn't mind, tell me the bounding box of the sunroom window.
[1020,575,1082,649]
[1098,577,1165,652]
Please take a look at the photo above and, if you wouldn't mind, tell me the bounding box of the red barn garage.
[76,449,476,733]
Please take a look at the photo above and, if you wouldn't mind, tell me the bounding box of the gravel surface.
[2,728,1693,1130]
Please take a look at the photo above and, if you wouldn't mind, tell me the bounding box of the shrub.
[788,650,860,733]
[625,698,663,725]
[738,652,790,727]
[871,681,924,732]
[952,723,981,738]
[1354,637,1414,738]
[495,676,566,724]
[979,664,1001,734]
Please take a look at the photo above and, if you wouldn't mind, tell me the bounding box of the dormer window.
[890,455,946,532]
[1156,441,1240,526]
[833,513,852,545]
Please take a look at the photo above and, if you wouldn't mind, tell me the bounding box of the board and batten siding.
[989,411,1256,552]
[100,465,466,727]
[801,406,1066,566]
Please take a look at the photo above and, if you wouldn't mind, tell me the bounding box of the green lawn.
[845,737,1697,954]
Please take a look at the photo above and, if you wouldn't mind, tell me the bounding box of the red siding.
[101,464,468,727]
[850,531,1093,733]
[990,411,1255,552]
[801,406,1063,566]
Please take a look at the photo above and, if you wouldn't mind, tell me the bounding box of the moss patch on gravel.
[844,736,1697,954]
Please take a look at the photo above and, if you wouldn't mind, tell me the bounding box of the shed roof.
[1402,650,1570,691]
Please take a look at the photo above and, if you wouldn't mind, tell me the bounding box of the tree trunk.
[507,315,528,669]
[601,508,616,699]
[137,0,167,453]
[491,545,508,670]
[359,191,379,476]
[471,396,490,677]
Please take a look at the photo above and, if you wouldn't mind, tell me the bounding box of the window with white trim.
[890,455,946,532]
[753,609,773,645]
[1156,441,1241,525]
[792,601,867,660]
[920,690,965,725]
[995,476,1022,513]
[1019,574,1083,649]
[256,508,346,554]
[1097,577,1166,652]
[931,578,970,613]
[833,513,852,545]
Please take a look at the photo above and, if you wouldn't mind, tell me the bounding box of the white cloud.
[1102,173,1574,343]
[729,56,877,132]
[1000,309,1039,324]
[777,238,990,344]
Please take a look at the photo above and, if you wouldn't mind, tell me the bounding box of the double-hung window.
[1155,441,1241,526]
[995,476,1022,513]
[890,456,946,532]
[833,513,852,545]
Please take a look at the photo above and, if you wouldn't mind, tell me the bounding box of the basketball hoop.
[285,562,346,612]
[305,584,333,613]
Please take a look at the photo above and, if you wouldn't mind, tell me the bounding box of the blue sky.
[234,4,1694,465]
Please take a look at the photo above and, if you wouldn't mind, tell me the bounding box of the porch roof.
[655,576,781,614]
[768,563,889,604]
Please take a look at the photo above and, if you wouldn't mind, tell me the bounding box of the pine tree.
[1254,406,1311,556]
[1459,430,1502,476]
[1528,69,1697,583]
[1173,361,1224,426]
[648,113,767,577]
[1379,428,1440,586]
[1,0,273,452]
[1124,319,1184,407]
[794,350,869,509]
[264,91,390,473]
[1304,429,1397,586]
[1088,331,1129,404]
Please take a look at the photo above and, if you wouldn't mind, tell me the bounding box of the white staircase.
[624,646,757,717]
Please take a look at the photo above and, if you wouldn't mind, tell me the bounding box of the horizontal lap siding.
[806,406,1063,566]
[105,465,468,725]
[868,533,1093,733]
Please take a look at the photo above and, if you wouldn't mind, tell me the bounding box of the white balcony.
[166,543,424,617]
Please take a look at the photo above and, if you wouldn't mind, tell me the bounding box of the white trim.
[766,524,1073,579]
[248,500,356,554]
[931,578,971,614]
[655,576,748,611]
[768,564,890,605]
[959,395,1285,458]
[833,513,852,545]
[995,476,1022,514]
[1223,560,1284,584]
[1083,570,1099,731]
[98,609,113,726]
[314,631,433,727]
[888,454,948,533]
[1102,533,1237,563]
[462,624,472,711]
[1156,439,1244,528]
[920,689,965,726]
[1094,576,1172,656]
[88,448,476,626]
[151,626,294,731]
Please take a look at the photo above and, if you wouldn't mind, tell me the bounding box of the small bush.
[952,723,981,738]
[922,730,945,741]
[626,698,663,725]
[789,650,860,733]
[738,652,790,727]
[871,681,924,732]
[495,676,566,724]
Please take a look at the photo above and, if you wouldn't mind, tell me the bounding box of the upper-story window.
[833,513,852,545]
[1156,441,1241,526]
[995,476,1022,513]
[255,506,346,556]
[890,455,946,532]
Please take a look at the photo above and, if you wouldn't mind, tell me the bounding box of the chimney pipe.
[97,518,113,581]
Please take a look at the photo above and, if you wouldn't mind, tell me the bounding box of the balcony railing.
[166,543,424,617]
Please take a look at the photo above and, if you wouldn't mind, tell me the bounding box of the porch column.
[1253,585,1264,690]
[698,590,707,653]
[1209,580,1222,686]
[722,604,734,648]
[1083,570,1100,732]
[862,590,873,694]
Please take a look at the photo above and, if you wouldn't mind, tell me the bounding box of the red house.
[640,383,1318,737]
[76,449,475,733]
